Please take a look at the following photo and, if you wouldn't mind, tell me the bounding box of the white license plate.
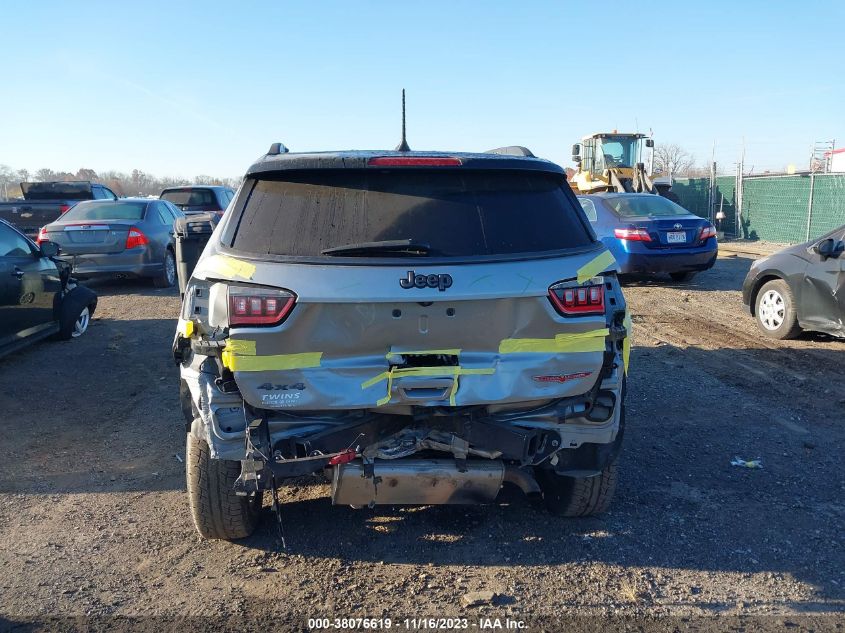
[667,231,686,244]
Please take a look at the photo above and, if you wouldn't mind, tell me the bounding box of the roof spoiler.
[267,142,289,155]
[484,146,535,158]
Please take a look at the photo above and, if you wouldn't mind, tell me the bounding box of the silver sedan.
[38,198,184,287]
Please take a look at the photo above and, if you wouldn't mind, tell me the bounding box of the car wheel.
[154,249,177,288]
[755,279,801,339]
[71,306,90,338]
[669,271,695,282]
[535,461,618,517]
[186,433,262,540]
[56,287,98,341]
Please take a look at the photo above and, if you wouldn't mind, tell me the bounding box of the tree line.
[0,164,242,200]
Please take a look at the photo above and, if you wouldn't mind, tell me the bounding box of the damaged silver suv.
[174,144,630,540]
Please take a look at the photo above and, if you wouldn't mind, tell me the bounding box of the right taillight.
[125,227,150,249]
[549,281,605,316]
[59,204,71,214]
[698,224,717,241]
[36,227,49,245]
[228,286,296,326]
[614,227,652,241]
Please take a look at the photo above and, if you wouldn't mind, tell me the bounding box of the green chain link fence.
[671,173,845,244]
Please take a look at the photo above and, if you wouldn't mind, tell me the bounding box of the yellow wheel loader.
[570,132,656,194]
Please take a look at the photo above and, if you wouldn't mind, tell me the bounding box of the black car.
[159,186,234,219]
[0,218,97,357]
[742,224,845,339]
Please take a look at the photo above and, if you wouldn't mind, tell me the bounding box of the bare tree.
[0,165,17,200]
[653,144,696,178]
[0,163,238,198]
[76,168,99,181]
[35,168,56,182]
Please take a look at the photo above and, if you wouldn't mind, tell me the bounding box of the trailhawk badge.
[399,270,453,291]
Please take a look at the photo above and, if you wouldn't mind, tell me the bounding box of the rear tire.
[536,462,618,517]
[669,271,695,282]
[186,433,261,540]
[154,249,177,288]
[537,461,618,517]
[755,279,801,339]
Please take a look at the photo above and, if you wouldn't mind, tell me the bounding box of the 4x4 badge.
[400,270,453,291]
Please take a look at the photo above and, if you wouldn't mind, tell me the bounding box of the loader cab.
[572,133,655,194]
[575,133,650,176]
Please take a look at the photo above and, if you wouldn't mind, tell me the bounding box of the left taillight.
[36,227,49,245]
[549,281,605,316]
[698,224,717,241]
[228,286,296,326]
[614,227,652,242]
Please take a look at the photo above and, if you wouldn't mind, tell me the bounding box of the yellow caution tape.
[180,319,194,338]
[202,254,256,280]
[576,250,616,284]
[225,339,257,355]
[499,328,609,354]
[222,351,322,372]
[362,365,495,407]
[622,310,632,374]
[377,372,394,406]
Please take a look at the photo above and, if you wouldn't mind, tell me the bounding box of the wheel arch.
[749,273,785,316]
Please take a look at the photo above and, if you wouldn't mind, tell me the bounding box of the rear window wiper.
[321,239,432,257]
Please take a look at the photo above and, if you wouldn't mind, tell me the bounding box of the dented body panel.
[175,148,630,510]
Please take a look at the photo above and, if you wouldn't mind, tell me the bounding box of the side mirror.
[571,143,581,157]
[645,139,654,148]
[814,238,835,259]
[39,241,60,257]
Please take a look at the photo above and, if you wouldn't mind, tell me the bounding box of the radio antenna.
[395,89,410,152]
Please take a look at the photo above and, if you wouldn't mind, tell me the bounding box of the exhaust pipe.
[331,459,504,506]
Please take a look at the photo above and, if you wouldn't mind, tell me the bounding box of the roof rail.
[267,142,289,155]
[484,145,535,157]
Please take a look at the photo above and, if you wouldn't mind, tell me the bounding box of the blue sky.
[1,1,843,178]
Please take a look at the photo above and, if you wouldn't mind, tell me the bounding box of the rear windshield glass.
[62,201,147,221]
[605,196,689,218]
[161,189,217,207]
[229,170,593,257]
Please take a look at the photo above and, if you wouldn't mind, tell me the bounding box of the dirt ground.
[1,246,843,632]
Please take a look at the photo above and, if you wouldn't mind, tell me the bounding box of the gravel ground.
[0,250,843,632]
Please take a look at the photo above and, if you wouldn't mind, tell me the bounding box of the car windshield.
[161,189,216,206]
[605,195,689,218]
[229,169,593,258]
[62,201,147,221]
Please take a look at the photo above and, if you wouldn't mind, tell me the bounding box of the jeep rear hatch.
[197,168,620,411]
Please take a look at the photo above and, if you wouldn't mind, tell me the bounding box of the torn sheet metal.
[224,294,614,410]
[622,310,632,374]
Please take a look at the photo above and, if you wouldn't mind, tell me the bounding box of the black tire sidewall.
[154,249,176,288]
[57,286,97,340]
